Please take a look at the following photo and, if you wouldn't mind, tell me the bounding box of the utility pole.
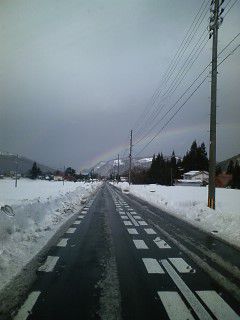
[117,154,120,183]
[208,0,223,209]
[128,130,133,185]
[15,154,18,188]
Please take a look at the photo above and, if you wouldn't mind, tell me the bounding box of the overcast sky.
[0,0,239,171]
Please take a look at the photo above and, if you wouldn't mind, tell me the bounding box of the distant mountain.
[0,152,55,174]
[218,154,240,171]
[86,156,154,177]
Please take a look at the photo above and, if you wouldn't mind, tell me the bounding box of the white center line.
[158,291,195,320]
[14,291,41,320]
[126,212,139,226]
[38,256,59,272]
[161,259,213,320]
[57,238,68,247]
[196,290,239,320]
[144,228,157,235]
[133,239,148,249]
[142,258,165,274]
[154,237,171,249]
[66,227,76,234]
[169,258,195,274]
[127,228,138,235]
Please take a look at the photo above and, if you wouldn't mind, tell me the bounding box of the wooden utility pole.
[128,130,133,185]
[117,154,120,183]
[15,154,18,188]
[208,0,222,209]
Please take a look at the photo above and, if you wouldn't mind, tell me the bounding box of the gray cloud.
[0,0,239,170]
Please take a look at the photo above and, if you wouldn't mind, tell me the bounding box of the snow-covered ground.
[0,179,101,290]
[113,182,240,248]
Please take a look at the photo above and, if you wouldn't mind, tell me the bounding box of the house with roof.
[175,170,209,187]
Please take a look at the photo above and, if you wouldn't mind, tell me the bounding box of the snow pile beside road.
[0,179,101,290]
[113,182,240,248]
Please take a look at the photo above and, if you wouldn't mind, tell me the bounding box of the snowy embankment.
[113,182,240,248]
[0,179,101,290]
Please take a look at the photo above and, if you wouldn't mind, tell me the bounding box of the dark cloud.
[0,0,239,170]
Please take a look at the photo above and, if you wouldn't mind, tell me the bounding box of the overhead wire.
[133,40,240,156]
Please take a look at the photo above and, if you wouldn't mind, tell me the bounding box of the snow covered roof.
[184,171,208,176]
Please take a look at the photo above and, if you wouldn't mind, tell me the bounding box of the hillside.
[218,153,240,171]
[88,157,152,177]
[0,152,55,174]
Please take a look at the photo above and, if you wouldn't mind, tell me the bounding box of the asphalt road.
[11,183,240,320]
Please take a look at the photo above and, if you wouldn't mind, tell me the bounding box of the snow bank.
[0,179,101,290]
[113,182,240,248]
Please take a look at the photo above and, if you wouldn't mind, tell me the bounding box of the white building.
[183,171,209,183]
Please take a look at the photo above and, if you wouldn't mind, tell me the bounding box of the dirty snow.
[113,182,240,248]
[0,179,101,290]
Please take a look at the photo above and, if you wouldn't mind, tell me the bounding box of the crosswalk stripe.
[66,227,76,234]
[142,258,164,274]
[144,228,156,235]
[133,239,148,249]
[161,259,213,320]
[138,221,148,226]
[158,291,195,320]
[169,258,195,274]
[38,256,59,272]
[57,238,68,247]
[123,221,132,226]
[127,228,138,235]
[196,290,240,320]
[14,291,41,320]
[154,237,171,249]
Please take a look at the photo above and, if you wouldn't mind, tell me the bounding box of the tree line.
[130,140,209,185]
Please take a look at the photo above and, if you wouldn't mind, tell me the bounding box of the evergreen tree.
[227,160,234,174]
[30,162,41,179]
[232,161,240,189]
[216,165,222,176]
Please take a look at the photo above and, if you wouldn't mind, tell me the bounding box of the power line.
[134,41,240,157]
[131,0,209,134]
[133,8,210,139]
[134,31,240,148]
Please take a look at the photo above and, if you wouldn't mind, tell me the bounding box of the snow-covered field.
[113,182,240,248]
[0,179,101,290]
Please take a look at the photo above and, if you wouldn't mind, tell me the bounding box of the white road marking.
[134,215,142,220]
[119,211,125,215]
[123,221,132,226]
[127,228,138,235]
[169,258,196,274]
[158,291,195,320]
[126,212,139,226]
[144,228,156,235]
[81,210,88,214]
[66,227,76,234]
[142,258,164,274]
[161,259,213,320]
[138,221,148,226]
[78,215,85,218]
[14,291,41,320]
[154,237,171,249]
[38,256,59,272]
[57,238,68,247]
[133,239,148,249]
[196,290,239,320]
[73,221,81,225]
[120,216,129,219]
